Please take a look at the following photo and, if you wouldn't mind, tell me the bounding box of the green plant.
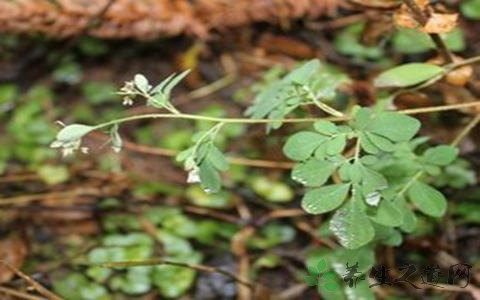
[50,51,479,297]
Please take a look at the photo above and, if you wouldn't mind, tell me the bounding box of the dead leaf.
[423,13,458,34]
[0,235,28,284]
[349,0,401,9]
[428,55,473,87]
[393,1,458,34]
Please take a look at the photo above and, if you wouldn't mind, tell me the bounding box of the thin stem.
[451,114,480,147]
[95,259,254,289]
[0,261,63,300]
[446,55,480,71]
[303,85,344,117]
[0,286,45,300]
[91,102,480,131]
[353,136,361,162]
[395,171,423,199]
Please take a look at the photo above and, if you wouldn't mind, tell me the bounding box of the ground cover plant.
[1,0,480,299]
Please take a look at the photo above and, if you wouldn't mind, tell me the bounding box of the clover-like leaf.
[314,120,339,135]
[291,158,336,187]
[283,131,326,161]
[396,196,418,233]
[407,181,447,217]
[326,135,347,155]
[423,145,458,166]
[199,161,221,194]
[364,132,395,152]
[207,146,229,171]
[369,112,421,142]
[302,184,350,214]
[330,200,375,249]
[370,200,403,227]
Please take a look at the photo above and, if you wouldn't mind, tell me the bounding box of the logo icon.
[304,258,339,292]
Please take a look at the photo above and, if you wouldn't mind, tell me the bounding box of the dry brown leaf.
[349,0,401,9]
[428,55,473,87]
[423,13,458,34]
[414,0,429,10]
[0,235,28,284]
[393,1,458,34]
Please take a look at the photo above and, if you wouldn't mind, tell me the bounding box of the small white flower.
[187,167,201,183]
[62,147,75,157]
[80,147,89,154]
[119,81,135,94]
[112,145,121,153]
[50,139,83,157]
[122,97,134,106]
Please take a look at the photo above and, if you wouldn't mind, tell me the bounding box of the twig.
[0,174,39,183]
[0,286,46,300]
[95,259,254,289]
[0,261,62,300]
[0,187,102,206]
[188,74,237,99]
[402,0,454,63]
[451,114,480,147]
[183,206,241,224]
[231,226,256,300]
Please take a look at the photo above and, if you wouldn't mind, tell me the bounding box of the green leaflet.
[368,111,421,142]
[302,184,350,214]
[329,199,375,249]
[407,181,447,218]
[292,158,336,187]
[422,145,458,166]
[364,132,395,152]
[207,146,229,171]
[283,131,326,161]
[397,197,418,233]
[326,135,347,155]
[370,199,404,227]
[374,63,445,88]
[177,125,228,193]
[314,120,339,135]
